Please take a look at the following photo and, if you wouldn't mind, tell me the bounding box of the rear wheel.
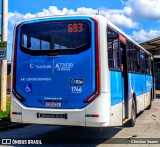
[128,99,136,127]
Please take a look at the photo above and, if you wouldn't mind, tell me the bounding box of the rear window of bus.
[20,21,91,54]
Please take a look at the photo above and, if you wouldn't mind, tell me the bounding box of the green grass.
[0,101,12,128]
[0,101,10,119]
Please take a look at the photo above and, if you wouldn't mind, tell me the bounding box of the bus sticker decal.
[55,62,73,71]
[71,87,82,93]
[29,64,52,69]
[20,77,51,82]
[44,97,62,100]
[70,79,84,86]
[30,64,34,69]
[25,84,32,93]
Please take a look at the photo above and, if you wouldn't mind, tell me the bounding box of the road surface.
[1,98,160,147]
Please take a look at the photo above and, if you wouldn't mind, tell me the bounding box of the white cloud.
[104,13,138,28]
[7,0,160,30]
[5,2,160,60]
[124,0,160,19]
[8,11,24,25]
[130,29,160,43]
[6,6,140,61]
[8,5,160,45]
[101,0,160,20]
[8,6,139,29]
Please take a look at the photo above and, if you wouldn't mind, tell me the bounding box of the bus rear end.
[11,16,108,127]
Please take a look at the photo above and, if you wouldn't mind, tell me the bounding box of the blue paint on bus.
[128,73,152,97]
[110,72,152,106]
[110,71,124,106]
[15,17,97,109]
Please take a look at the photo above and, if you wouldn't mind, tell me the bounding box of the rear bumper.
[10,93,110,127]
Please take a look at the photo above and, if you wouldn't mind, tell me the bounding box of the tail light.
[12,24,25,102]
[84,18,100,103]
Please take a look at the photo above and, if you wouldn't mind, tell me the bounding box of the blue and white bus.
[11,15,153,127]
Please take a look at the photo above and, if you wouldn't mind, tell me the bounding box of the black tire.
[128,99,136,127]
[146,90,152,110]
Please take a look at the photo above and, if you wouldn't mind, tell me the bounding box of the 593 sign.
[0,41,7,60]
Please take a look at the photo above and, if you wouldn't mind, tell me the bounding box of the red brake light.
[84,18,100,103]
[12,25,19,92]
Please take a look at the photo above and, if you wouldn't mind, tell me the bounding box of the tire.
[146,90,152,110]
[128,99,136,127]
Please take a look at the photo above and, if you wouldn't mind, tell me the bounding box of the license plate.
[46,102,61,107]
[37,113,67,119]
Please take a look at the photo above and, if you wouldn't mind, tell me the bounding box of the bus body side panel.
[129,73,144,113]
[144,75,152,109]
[85,17,110,127]
[128,73,152,114]
[110,71,123,126]
[85,93,109,127]
[10,93,22,123]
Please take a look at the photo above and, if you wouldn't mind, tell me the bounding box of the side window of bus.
[107,27,120,70]
[134,46,141,73]
[140,51,145,74]
[127,41,134,72]
[145,54,151,75]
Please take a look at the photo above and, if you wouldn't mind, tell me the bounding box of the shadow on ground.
[36,125,124,145]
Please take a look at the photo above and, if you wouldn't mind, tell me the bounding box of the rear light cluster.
[85,114,99,118]
[12,112,22,115]
[12,26,18,93]
[84,18,100,103]
[12,24,25,102]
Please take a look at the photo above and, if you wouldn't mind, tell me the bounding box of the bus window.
[140,51,145,74]
[127,41,134,72]
[145,54,152,75]
[134,46,141,73]
[21,21,91,55]
[107,27,120,70]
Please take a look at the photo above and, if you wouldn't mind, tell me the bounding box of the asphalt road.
[1,98,160,147]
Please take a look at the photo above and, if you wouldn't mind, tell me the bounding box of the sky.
[1,0,160,60]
